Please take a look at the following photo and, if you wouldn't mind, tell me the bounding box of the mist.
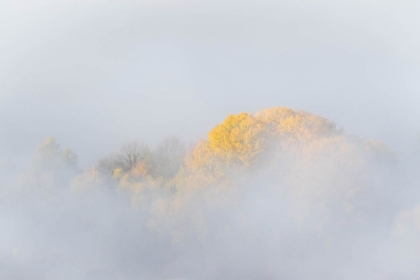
[1,0,420,279]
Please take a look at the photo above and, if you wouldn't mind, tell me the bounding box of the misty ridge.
[1,106,420,279]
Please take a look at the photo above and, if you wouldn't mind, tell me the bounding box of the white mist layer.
[1,128,419,280]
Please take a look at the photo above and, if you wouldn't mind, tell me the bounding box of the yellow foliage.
[208,112,266,165]
[255,107,295,124]
[131,162,150,178]
[186,107,338,177]
[70,168,104,194]
[186,140,220,173]
[256,107,337,141]
[112,168,123,180]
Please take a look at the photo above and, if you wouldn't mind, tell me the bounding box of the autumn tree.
[208,112,266,165]
[255,107,338,142]
[152,136,186,180]
[120,141,151,171]
[97,153,122,176]
[71,167,108,195]
[33,137,78,170]
[13,137,80,200]
[185,107,340,182]
[97,141,152,176]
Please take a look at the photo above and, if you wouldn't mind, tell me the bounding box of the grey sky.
[1,0,419,167]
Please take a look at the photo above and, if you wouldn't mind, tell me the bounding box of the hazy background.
[2,1,420,279]
[1,0,419,167]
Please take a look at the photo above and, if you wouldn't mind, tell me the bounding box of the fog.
[1,0,420,166]
[1,0,420,279]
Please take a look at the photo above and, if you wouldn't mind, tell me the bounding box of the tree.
[152,137,186,179]
[33,137,78,170]
[97,153,123,176]
[256,107,338,141]
[63,148,78,167]
[208,112,266,165]
[185,108,340,180]
[120,141,151,171]
[97,141,151,176]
